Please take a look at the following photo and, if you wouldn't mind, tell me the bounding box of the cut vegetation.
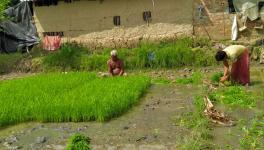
[0,73,150,127]
[209,86,256,108]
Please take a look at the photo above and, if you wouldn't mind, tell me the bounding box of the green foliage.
[211,72,224,83]
[0,53,23,74]
[42,38,216,72]
[67,134,91,150]
[0,38,217,74]
[209,86,256,108]
[0,0,10,20]
[176,72,203,85]
[0,73,150,126]
[133,42,156,68]
[129,38,215,68]
[43,43,85,71]
[81,55,108,71]
[192,37,213,48]
[175,96,216,150]
[239,114,264,150]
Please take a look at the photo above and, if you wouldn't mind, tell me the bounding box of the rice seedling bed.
[0,73,150,127]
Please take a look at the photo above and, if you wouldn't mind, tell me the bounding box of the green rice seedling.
[0,73,150,126]
[211,72,224,84]
[209,86,256,108]
[176,72,203,85]
[67,134,91,150]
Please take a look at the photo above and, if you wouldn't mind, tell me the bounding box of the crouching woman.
[107,50,125,76]
[215,45,250,85]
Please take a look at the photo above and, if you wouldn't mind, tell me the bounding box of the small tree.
[0,0,10,20]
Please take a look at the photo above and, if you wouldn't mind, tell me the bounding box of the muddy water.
[212,68,264,149]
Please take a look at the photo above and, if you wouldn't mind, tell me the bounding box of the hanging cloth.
[231,15,238,41]
[43,35,61,51]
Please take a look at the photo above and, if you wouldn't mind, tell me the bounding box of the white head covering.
[111,50,118,56]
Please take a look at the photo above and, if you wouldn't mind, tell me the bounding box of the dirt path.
[0,73,35,81]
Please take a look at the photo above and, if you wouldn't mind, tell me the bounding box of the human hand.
[220,76,228,82]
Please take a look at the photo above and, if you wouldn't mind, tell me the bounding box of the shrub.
[41,38,217,72]
[0,53,23,74]
[81,55,108,71]
[67,134,91,150]
[133,42,157,68]
[43,43,84,71]
[192,37,212,48]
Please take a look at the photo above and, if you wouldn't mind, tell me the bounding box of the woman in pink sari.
[215,45,250,85]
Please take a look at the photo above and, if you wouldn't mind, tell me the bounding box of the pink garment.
[107,58,124,76]
[231,49,250,85]
[43,36,61,51]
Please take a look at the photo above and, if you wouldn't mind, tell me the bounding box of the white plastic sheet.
[233,0,259,21]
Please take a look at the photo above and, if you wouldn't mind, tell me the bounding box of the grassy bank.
[38,38,216,72]
[0,53,24,74]
[0,38,218,74]
[0,72,150,127]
